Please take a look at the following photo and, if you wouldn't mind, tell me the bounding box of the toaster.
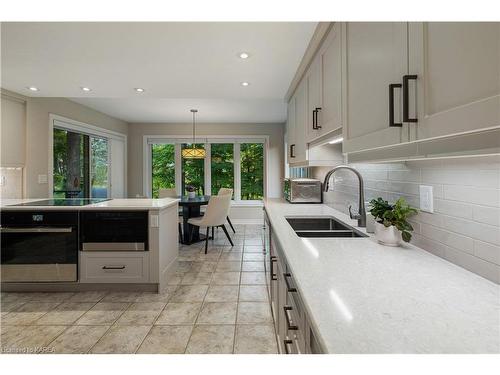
[284,178,322,203]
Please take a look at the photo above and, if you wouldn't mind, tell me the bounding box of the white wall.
[313,155,500,284]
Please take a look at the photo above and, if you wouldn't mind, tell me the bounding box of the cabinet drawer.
[80,252,149,283]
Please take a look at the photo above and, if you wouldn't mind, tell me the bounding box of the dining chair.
[187,194,234,253]
[159,188,183,244]
[218,187,236,233]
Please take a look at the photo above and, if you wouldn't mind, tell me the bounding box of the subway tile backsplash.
[313,156,500,284]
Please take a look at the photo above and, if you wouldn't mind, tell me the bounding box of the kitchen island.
[264,198,500,354]
[1,198,180,293]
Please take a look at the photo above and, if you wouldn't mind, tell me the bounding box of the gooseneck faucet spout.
[323,165,366,227]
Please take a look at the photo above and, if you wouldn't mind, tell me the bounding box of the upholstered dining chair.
[218,187,236,233]
[159,188,183,244]
[187,194,234,253]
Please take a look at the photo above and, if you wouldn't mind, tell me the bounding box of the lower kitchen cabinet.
[79,251,150,283]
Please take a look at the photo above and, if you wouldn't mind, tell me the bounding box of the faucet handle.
[348,205,361,220]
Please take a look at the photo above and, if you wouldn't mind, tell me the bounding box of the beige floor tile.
[241,261,265,272]
[1,325,67,353]
[196,252,221,262]
[199,261,218,272]
[1,301,27,314]
[237,302,273,324]
[205,285,239,302]
[222,245,244,252]
[196,302,237,324]
[240,272,266,285]
[216,261,242,272]
[75,302,129,325]
[115,302,166,325]
[35,302,95,325]
[155,302,202,325]
[90,325,151,354]
[245,239,263,246]
[243,245,264,253]
[234,324,278,354]
[239,285,269,302]
[65,291,107,303]
[211,272,240,285]
[243,253,265,261]
[170,285,208,302]
[0,292,35,303]
[180,272,213,285]
[25,292,75,302]
[101,292,142,303]
[1,302,61,325]
[137,325,193,354]
[49,325,109,354]
[188,261,205,273]
[134,290,174,303]
[219,252,243,261]
[167,275,183,285]
[185,325,235,354]
[176,261,194,273]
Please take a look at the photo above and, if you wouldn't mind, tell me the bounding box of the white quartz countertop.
[264,198,500,353]
[0,198,179,210]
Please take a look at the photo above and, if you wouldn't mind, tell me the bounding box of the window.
[181,143,205,195]
[148,138,266,203]
[240,143,264,200]
[211,143,234,196]
[53,128,109,199]
[151,144,175,198]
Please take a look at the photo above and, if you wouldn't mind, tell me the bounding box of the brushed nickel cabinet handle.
[283,272,297,293]
[102,265,126,270]
[284,339,294,354]
[283,306,298,331]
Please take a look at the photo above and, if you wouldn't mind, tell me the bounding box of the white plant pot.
[374,222,402,247]
[188,191,196,199]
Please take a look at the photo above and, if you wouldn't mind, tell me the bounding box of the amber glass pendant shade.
[181,147,206,159]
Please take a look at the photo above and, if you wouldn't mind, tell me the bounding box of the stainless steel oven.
[1,211,79,282]
[80,211,149,251]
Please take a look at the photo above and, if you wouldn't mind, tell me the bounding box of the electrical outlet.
[419,185,434,213]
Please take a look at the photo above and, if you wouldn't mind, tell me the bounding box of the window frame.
[143,135,268,205]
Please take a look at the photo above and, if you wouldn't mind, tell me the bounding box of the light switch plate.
[150,215,159,228]
[419,185,434,213]
[38,174,48,184]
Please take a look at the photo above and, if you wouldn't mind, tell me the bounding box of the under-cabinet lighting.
[134,88,145,93]
[328,137,344,145]
[27,86,39,92]
[239,52,250,59]
[241,82,250,87]
[81,87,92,92]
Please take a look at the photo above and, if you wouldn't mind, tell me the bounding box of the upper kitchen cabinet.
[341,22,410,153]
[286,96,296,164]
[292,79,308,163]
[408,22,500,140]
[1,92,26,167]
[306,23,343,143]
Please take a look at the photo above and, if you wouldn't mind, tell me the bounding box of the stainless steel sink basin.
[286,216,368,238]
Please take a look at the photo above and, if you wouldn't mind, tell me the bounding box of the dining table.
[178,195,211,244]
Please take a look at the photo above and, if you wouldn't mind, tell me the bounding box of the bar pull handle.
[270,256,278,281]
[284,339,294,354]
[283,306,299,330]
[290,144,295,158]
[389,83,402,127]
[0,227,73,233]
[102,265,126,270]
[314,107,322,129]
[403,74,418,123]
[312,109,317,130]
[283,272,297,293]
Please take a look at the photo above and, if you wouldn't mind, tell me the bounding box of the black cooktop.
[12,198,110,207]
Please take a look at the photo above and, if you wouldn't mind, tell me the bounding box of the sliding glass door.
[53,128,109,198]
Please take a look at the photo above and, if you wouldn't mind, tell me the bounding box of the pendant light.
[182,109,206,159]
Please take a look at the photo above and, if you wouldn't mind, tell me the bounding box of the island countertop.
[264,198,500,354]
[0,198,179,211]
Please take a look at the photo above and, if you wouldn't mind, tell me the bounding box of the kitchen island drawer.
[80,252,150,283]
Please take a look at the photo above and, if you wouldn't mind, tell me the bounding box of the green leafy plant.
[369,197,418,242]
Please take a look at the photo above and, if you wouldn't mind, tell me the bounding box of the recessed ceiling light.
[239,52,250,59]
[81,87,92,92]
[27,86,39,92]
[134,88,145,93]
[241,82,250,87]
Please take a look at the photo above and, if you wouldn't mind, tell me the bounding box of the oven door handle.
[0,227,73,233]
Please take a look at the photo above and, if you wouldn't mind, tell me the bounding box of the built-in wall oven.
[80,211,149,251]
[1,211,79,282]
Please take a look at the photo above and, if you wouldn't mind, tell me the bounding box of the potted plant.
[369,197,418,246]
[186,185,196,199]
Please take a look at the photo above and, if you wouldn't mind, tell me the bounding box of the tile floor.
[0,224,278,354]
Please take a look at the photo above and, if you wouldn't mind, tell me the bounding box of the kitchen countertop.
[0,198,179,211]
[264,198,500,353]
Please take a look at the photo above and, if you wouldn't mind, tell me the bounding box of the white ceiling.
[1,22,316,123]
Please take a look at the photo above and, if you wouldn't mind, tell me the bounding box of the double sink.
[286,216,368,238]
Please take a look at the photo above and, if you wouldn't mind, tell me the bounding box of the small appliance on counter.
[284,178,322,203]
